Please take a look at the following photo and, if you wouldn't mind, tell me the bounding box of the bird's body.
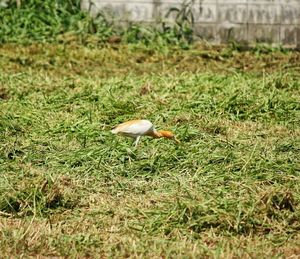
[111,119,178,147]
[111,120,154,138]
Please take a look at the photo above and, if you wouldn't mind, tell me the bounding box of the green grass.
[0,43,299,258]
[0,0,194,47]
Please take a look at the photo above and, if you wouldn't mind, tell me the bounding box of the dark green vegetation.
[0,42,300,257]
[0,1,300,258]
[0,0,194,46]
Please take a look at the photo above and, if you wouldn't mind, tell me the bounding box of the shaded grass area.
[0,44,300,257]
[1,42,300,77]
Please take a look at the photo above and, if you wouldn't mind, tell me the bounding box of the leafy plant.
[163,0,195,44]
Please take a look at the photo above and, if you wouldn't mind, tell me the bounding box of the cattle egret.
[111,119,179,147]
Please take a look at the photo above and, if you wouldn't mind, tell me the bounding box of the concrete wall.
[81,0,300,47]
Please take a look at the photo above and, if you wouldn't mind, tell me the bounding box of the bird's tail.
[111,127,118,134]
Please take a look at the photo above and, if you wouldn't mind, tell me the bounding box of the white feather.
[116,120,154,138]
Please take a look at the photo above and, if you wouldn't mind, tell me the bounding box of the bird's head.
[158,130,180,143]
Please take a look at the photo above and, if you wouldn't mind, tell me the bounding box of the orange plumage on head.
[157,130,174,138]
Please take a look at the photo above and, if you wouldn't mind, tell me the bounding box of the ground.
[0,42,299,258]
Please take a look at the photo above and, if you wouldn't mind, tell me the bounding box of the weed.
[163,0,195,45]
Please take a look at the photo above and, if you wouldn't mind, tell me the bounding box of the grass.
[0,42,299,258]
[0,0,194,47]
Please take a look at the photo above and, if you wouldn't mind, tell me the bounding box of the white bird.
[111,119,179,147]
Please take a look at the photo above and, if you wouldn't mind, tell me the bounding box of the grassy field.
[0,42,300,258]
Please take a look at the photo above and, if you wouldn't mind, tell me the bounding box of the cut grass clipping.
[0,44,300,257]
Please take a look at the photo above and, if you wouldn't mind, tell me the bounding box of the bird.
[111,119,179,147]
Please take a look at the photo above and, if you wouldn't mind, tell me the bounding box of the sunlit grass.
[0,43,299,257]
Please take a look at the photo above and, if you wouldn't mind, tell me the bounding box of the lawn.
[0,42,299,258]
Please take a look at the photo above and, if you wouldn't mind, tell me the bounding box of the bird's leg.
[133,136,141,148]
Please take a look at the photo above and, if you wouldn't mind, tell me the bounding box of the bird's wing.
[112,120,154,136]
